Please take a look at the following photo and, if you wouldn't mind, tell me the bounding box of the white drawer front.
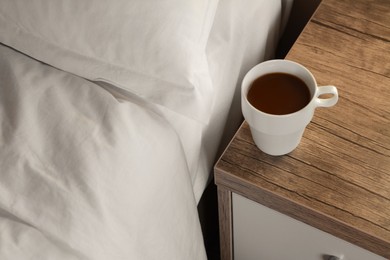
[232,193,385,260]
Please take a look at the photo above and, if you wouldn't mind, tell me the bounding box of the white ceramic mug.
[241,59,338,156]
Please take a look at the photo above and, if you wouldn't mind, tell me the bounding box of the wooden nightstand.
[214,0,390,259]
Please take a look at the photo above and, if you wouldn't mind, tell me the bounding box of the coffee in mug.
[247,72,311,115]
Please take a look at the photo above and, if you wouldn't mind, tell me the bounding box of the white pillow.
[0,0,219,122]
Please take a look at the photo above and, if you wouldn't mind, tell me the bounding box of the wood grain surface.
[217,187,233,260]
[215,0,390,258]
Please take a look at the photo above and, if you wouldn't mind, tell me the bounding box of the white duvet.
[0,44,206,259]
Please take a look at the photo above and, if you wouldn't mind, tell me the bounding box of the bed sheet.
[0,44,206,260]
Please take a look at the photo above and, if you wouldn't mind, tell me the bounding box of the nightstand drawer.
[232,194,385,260]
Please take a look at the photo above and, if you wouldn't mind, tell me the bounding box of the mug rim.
[242,59,318,118]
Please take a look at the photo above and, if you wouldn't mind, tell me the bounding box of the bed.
[0,0,292,259]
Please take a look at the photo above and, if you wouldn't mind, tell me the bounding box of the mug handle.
[315,85,338,107]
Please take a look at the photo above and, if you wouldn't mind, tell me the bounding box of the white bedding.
[0,1,291,259]
[0,44,205,259]
[0,0,219,123]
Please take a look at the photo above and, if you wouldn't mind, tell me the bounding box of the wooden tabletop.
[215,0,390,258]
